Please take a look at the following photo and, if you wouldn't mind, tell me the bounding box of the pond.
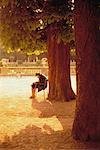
[0,76,38,100]
[0,76,76,100]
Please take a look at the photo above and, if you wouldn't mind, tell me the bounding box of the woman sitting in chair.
[30,73,48,98]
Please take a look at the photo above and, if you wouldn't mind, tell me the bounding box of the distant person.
[30,73,48,98]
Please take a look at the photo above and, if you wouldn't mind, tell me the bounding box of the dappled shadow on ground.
[31,98,75,118]
[0,99,100,149]
[0,125,100,150]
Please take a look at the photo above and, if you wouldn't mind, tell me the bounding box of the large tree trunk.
[72,0,100,141]
[47,25,75,101]
[47,25,57,100]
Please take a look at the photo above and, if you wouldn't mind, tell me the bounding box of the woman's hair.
[35,73,41,76]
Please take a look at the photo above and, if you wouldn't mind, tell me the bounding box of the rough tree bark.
[47,25,57,100]
[72,0,100,141]
[47,25,75,101]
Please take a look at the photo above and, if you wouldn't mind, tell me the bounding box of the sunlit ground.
[0,76,76,142]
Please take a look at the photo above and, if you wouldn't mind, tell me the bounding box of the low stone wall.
[0,66,48,76]
[0,65,76,76]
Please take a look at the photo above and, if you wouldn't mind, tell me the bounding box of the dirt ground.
[0,94,100,150]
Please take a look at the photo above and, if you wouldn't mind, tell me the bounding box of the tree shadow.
[31,98,56,118]
[0,124,100,150]
[0,99,100,149]
[31,98,75,121]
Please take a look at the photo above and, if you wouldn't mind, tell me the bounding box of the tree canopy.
[0,0,74,54]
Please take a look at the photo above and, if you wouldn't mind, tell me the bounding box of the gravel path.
[0,96,100,150]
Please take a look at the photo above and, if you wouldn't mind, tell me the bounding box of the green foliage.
[0,0,74,53]
[0,0,40,51]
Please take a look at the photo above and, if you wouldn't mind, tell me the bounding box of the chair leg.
[43,90,45,100]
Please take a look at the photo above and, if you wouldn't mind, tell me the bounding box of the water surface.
[0,76,76,100]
